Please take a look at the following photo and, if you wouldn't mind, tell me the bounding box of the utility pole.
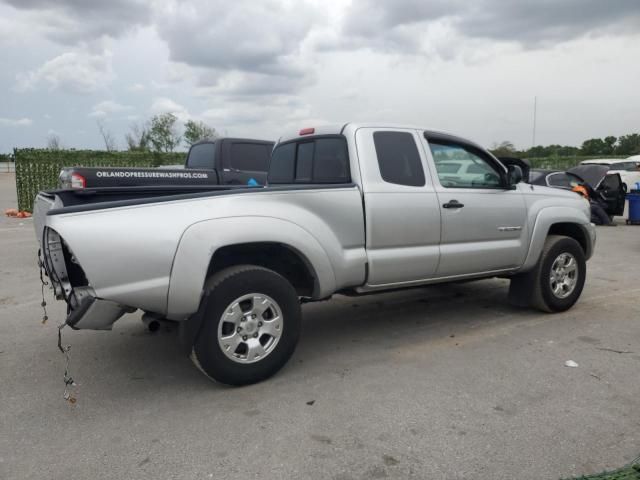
[532,96,537,148]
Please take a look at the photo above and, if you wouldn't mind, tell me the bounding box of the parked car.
[528,166,626,218]
[579,158,640,189]
[58,137,274,189]
[34,123,595,385]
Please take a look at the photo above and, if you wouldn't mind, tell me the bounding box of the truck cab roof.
[191,137,274,146]
[277,123,484,151]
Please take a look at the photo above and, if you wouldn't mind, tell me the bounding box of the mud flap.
[508,270,536,307]
[178,306,207,355]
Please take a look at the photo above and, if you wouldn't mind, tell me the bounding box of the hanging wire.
[58,323,77,404]
[39,249,77,404]
[38,249,49,324]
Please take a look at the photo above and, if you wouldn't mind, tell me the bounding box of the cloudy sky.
[1,0,639,153]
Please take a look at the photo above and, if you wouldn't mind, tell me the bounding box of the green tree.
[125,122,150,151]
[616,134,640,155]
[556,145,580,157]
[525,145,548,157]
[580,138,606,156]
[46,133,62,150]
[183,119,217,146]
[97,119,117,151]
[603,136,617,155]
[490,140,516,157]
[148,113,181,153]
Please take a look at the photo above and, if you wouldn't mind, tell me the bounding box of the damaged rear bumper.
[66,287,128,330]
[40,227,132,330]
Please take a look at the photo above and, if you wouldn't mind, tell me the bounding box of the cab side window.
[428,141,503,189]
[187,143,216,169]
[268,143,296,183]
[373,131,425,187]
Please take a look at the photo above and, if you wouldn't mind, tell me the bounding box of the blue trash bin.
[627,191,640,225]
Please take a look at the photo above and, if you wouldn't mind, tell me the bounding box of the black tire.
[191,265,301,386]
[509,235,586,313]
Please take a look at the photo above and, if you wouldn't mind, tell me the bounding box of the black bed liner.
[45,183,357,216]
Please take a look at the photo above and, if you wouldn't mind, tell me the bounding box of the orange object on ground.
[571,185,589,199]
[4,208,31,218]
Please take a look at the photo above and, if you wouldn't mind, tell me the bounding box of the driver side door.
[421,133,528,277]
[598,173,626,216]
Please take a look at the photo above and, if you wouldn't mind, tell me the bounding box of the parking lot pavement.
[1,172,639,480]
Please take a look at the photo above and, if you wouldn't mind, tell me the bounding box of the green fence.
[525,155,627,171]
[13,149,629,212]
[14,149,185,212]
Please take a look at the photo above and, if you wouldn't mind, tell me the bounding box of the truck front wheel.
[509,235,586,313]
[191,265,301,385]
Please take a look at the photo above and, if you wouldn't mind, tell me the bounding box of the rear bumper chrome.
[66,287,127,331]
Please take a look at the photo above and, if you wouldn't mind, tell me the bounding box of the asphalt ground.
[1,173,639,480]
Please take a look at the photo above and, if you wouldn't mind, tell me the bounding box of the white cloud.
[2,0,151,45]
[89,100,133,117]
[150,97,189,121]
[200,97,316,135]
[335,0,640,54]
[195,70,312,98]
[0,117,33,127]
[2,0,640,152]
[16,50,114,94]
[127,83,145,92]
[155,0,320,76]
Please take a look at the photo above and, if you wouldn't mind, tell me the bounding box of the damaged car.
[529,165,626,222]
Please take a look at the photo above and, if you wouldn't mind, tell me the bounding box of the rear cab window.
[186,142,216,169]
[268,136,350,184]
[227,142,272,172]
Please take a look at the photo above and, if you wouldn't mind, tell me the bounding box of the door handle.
[443,200,464,209]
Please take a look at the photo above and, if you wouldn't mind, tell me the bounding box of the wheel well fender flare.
[520,207,594,272]
[167,216,336,319]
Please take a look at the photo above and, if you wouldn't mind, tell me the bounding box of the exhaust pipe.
[141,313,162,333]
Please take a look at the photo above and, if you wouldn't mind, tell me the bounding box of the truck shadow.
[295,278,534,364]
[79,277,541,399]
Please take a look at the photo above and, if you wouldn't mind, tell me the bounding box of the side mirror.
[507,165,523,188]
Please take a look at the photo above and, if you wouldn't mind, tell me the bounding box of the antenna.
[532,96,537,148]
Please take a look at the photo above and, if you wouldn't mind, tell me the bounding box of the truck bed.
[33,184,251,241]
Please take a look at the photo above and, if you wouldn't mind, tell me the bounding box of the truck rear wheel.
[509,235,586,313]
[191,265,301,386]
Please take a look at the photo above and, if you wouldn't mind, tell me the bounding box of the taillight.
[299,127,315,136]
[70,173,86,189]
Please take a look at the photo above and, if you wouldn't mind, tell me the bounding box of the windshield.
[608,162,639,171]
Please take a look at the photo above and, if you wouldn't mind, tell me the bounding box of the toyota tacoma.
[34,123,596,385]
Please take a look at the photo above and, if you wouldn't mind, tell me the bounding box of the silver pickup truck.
[34,123,596,385]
